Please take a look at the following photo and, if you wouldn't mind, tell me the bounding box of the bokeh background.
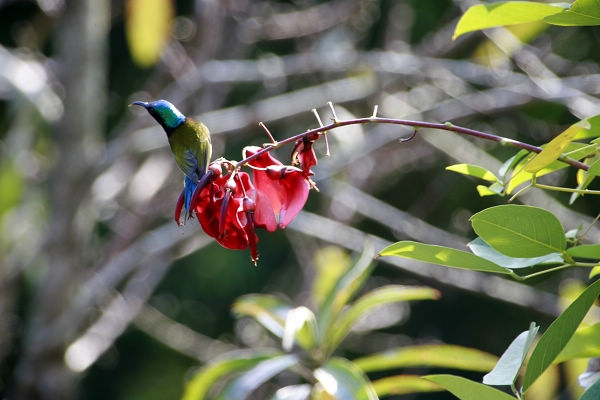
[1,0,600,399]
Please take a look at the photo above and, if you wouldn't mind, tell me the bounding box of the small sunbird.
[130,99,212,218]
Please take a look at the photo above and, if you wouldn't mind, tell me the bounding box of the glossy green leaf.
[476,183,504,197]
[270,384,311,400]
[524,120,590,173]
[570,156,600,204]
[453,1,565,39]
[215,355,299,400]
[424,375,517,400]
[580,376,600,400]
[282,306,317,352]
[523,279,600,391]
[590,266,600,279]
[446,164,499,182]
[354,344,497,373]
[470,205,566,257]
[556,323,600,363]
[181,350,278,400]
[507,142,595,193]
[499,150,529,179]
[567,244,600,260]
[232,294,291,339]
[572,114,600,140]
[483,323,539,386]
[125,0,173,67]
[468,238,563,269]
[317,246,375,340]
[378,241,511,274]
[314,358,378,400]
[327,286,440,350]
[371,375,442,396]
[545,0,600,26]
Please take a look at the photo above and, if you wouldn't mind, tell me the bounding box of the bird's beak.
[129,101,149,108]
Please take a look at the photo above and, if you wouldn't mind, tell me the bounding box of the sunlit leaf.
[446,163,499,182]
[523,279,600,391]
[556,323,600,363]
[483,322,539,386]
[571,156,600,204]
[282,306,318,352]
[327,286,440,351]
[270,384,311,400]
[524,120,590,173]
[354,344,497,373]
[506,142,595,193]
[312,246,352,309]
[572,114,600,140]
[590,266,600,279]
[317,245,375,341]
[125,0,173,67]
[476,183,504,197]
[470,205,566,257]
[215,355,299,400]
[371,375,442,397]
[545,0,600,26]
[424,375,517,400]
[181,350,278,400]
[314,358,378,400]
[567,244,600,260]
[232,294,291,339]
[453,1,565,39]
[468,238,563,269]
[378,241,511,274]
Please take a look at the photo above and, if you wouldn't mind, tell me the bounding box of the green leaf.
[556,323,600,363]
[181,350,278,400]
[590,266,600,279]
[317,245,375,342]
[232,294,291,339]
[499,150,529,179]
[125,0,173,67]
[446,164,500,182]
[523,278,600,391]
[468,238,563,269]
[570,156,600,204]
[215,355,299,400]
[483,323,539,386]
[470,205,566,257]
[327,286,440,351]
[424,375,517,400]
[580,376,600,400]
[354,344,498,373]
[282,306,318,352]
[371,375,443,396]
[312,246,353,309]
[567,244,600,260]
[270,384,311,400]
[507,142,595,193]
[573,114,600,140]
[545,0,600,26]
[476,183,505,197]
[314,358,378,400]
[453,1,565,39]
[378,241,511,274]
[524,120,590,173]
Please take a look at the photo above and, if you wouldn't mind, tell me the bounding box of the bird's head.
[130,99,186,133]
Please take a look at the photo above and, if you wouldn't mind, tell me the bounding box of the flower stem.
[234,114,590,171]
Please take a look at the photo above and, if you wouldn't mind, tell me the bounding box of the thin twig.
[234,113,590,171]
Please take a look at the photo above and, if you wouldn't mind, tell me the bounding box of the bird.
[130,99,212,221]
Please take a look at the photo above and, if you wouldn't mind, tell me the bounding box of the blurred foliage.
[0,0,600,399]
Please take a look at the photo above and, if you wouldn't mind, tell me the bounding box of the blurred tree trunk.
[13,1,109,399]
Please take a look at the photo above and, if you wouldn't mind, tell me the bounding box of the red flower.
[291,132,319,177]
[244,146,310,228]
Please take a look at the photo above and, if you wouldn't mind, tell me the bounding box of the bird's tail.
[183,175,197,219]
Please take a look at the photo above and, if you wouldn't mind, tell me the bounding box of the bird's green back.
[168,118,212,179]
